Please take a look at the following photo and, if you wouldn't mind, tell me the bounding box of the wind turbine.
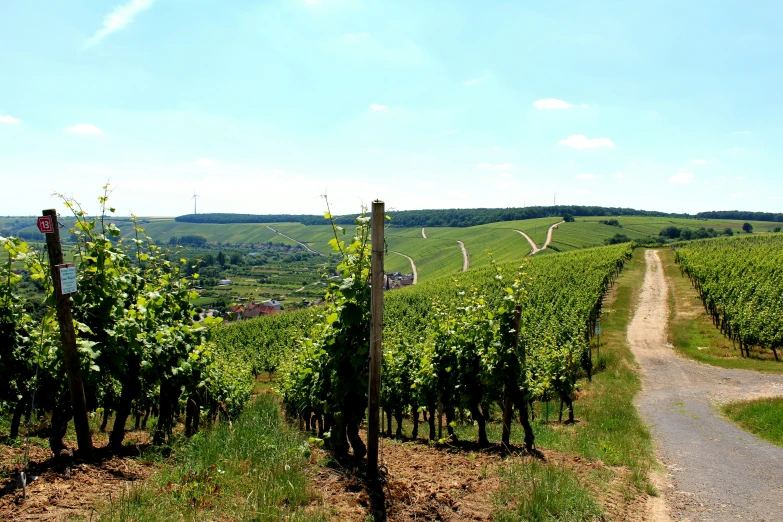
[192,191,199,214]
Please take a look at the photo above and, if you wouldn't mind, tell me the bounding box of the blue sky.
[1,0,781,217]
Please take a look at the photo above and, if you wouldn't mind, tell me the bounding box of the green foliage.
[742,222,753,233]
[674,235,783,357]
[0,187,254,448]
[604,233,631,245]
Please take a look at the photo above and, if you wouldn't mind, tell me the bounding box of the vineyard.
[674,234,783,359]
[228,209,633,455]
[0,193,254,456]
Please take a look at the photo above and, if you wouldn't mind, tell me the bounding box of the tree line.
[176,206,691,228]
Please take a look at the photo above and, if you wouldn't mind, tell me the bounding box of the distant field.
[7,215,780,286]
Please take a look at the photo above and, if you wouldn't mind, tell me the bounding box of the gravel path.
[629,249,783,522]
[457,241,470,271]
[421,228,427,239]
[388,250,417,284]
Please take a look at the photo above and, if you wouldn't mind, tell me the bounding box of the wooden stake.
[501,305,522,446]
[366,200,384,479]
[42,209,94,460]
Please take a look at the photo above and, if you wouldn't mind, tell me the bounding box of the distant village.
[194,271,415,323]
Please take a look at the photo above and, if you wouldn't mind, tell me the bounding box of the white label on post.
[595,326,601,335]
[59,265,77,295]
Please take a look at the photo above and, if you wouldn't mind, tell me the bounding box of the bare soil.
[628,250,783,522]
[307,433,649,521]
[0,430,154,521]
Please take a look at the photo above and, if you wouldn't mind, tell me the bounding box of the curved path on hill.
[457,241,470,271]
[265,226,323,256]
[421,228,427,239]
[388,251,418,284]
[542,221,565,249]
[630,249,783,522]
[513,221,564,256]
[513,230,540,255]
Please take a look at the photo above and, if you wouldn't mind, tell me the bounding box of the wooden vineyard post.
[42,209,95,460]
[501,305,522,447]
[367,200,384,480]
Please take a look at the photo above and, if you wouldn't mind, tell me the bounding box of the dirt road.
[457,241,470,271]
[629,249,783,521]
[421,228,427,239]
[388,250,417,284]
[513,230,540,255]
[542,221,564,249]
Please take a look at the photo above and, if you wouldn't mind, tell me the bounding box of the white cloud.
[731,193,746,198]
[580,104,590,109]
[464,77,486,87]
[86,0,155,46]
[769,196,781,201]
[0,115,21,124]
[369,104,388,111]
[717,176,726,180]
[533,98,573,110]
[567,161,577,166]
[691,159,708,165]
[499,171,513,179]
[613,172,625,179]
[492,145,501,150]
[669,170,695,184]
[67,123,103,135]
[576,173,604,181]
[558,135,614,149]
[345,32,370,40]
[194,158,217,167]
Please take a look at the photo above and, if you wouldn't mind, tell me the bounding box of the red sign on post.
[37,215,54,234]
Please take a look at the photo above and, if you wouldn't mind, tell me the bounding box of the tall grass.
[493,460,602,521]
[101,395,324,522]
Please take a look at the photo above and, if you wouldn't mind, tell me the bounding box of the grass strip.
[723,398,783,447]
[493,460,602,521]
[100,395,323,522]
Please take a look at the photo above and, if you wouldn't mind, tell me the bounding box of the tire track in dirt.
[388,251,417,284]
[421,228,427,239]
[629,249,783,522]
[265,226,324,256]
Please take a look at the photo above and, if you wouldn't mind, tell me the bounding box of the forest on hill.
[176,205,690,228]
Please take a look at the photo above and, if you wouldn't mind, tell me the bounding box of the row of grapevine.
[0,190,254,453]
[674,234,783,358]
[268,209,631,454]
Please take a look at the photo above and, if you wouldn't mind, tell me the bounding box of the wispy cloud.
[369,104,388,111]
[669,170,695,184]
[86,0,155,46]
[492,145,501,150]
[691,159,708,165]
[0,115,21,124]
[580,103,590,109]
[533,98,573,110]
[576,173,604,181]
[194,158,217,167]
[558,135,614,149]
[464,77,486,87]
[613,172,625,179]
[67,123,103,135]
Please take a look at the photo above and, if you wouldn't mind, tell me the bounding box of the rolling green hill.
[9,214,780,285]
